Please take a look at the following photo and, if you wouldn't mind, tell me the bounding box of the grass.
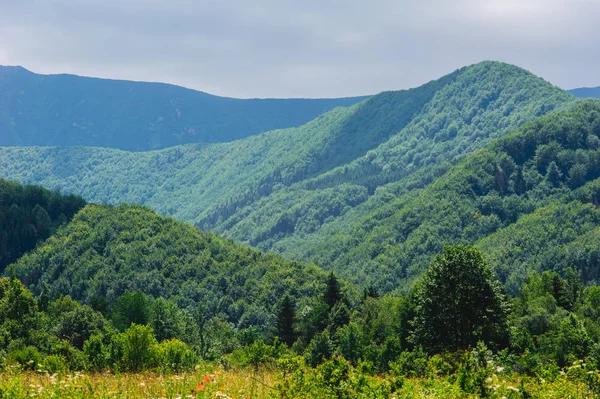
[0,364,598,399]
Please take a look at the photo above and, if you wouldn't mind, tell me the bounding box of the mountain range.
[0,65,367,151]
[2,61,596,293]
[570,86,600,99]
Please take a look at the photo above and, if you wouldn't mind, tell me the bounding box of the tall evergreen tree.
[323,272,342,309]
[276,295,297,347]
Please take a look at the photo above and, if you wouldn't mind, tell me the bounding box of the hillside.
[0,66,367,151]
[8,204,327,331]
[0,178,85,272]
[0,62,577,265]
[570,86,600,99]
[309,100,600,292]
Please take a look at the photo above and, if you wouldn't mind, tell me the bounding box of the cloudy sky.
[1,0,599,98]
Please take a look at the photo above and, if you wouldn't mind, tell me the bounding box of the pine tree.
[323,272,342,309]
[276,295,297,347]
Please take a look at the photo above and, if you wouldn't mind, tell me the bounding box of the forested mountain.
[570,86,600,99]
[8,204,327,335]
[0,66,367,151]
[0,179,85,272]
[310,100,600,292]
[0,62,576,271]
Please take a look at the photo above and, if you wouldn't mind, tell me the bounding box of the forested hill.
[8,204,327,335]
[0,178,86,272]
[311,100,600,292]
[570,86,600,99]
[0,62,576,266]
[0,66,367,151]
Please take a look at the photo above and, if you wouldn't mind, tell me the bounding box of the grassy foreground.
[0,362,597,399]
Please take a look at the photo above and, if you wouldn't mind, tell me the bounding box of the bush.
[155,339,197,372]
[119,324,157,371]
[305,330,333,367]
[83,333,108,371]
[40,355,69,373]
[8,346,41,370]
[389,348,428,378]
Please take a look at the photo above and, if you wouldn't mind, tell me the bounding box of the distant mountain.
[0,62,580,292]
[570,87,600,99]
[0,66,368,151]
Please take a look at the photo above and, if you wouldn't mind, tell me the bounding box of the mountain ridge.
[0,65,368,151]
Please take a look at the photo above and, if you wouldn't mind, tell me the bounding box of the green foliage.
[0,65,367,150]
[276,295,297,347]
[8,346,41,370]
[154,339,197,372]
[118,324,157,372]
[305,330,334,367]
[40,354,69,373]
[9,204,326,346]
[0,63,575,284]
[0,179,85,273]
[412,246,510,353]
[150,297,185,342]
[111,291,150,331]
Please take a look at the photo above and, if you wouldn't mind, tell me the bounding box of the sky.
[1,0,599,98]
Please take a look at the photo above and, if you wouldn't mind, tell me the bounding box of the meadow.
[1,359,599,399]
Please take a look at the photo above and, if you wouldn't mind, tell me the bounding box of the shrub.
[305,330,333,367]
[119,324,157,371]
[40,355,69,373]
[155,339,197,373]
[8,346,41,370]
[83,334,108,371]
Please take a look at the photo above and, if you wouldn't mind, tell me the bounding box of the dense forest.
[0,62,577,268]
[0,179,85,273]
[309,100,600,292]
[8,203,328,346]
[4,62,600,397]
[0,66,367,151]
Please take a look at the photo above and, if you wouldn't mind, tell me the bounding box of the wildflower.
[204,375,211,383]
[196,384,205,391]
[507,386,519,392]
[140,382,146,387]
[496,366,504,372]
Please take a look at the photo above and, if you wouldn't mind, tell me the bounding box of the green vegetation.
[8,203,327,355]
[0,179,85,273]
[0,65,367,150]
[3,245,600,398]
[310,100,600,291]
[0,62,576,271]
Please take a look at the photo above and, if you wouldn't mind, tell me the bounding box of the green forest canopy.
[0,62,577,279]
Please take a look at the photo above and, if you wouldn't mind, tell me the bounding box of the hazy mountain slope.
[0,68,452,218]
[0,62,577,283]
[8,204,326,330]
[0,66,367,151]
[570,87,600,99]
[205,61,576,255]
[308,101,600,292]
[0,178,85,273]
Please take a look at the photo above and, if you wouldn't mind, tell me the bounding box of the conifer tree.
[276,295,297,347]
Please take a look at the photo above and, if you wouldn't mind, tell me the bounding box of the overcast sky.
[1,0,599,98]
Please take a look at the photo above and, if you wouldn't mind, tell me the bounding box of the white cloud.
[0,0,598,97]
